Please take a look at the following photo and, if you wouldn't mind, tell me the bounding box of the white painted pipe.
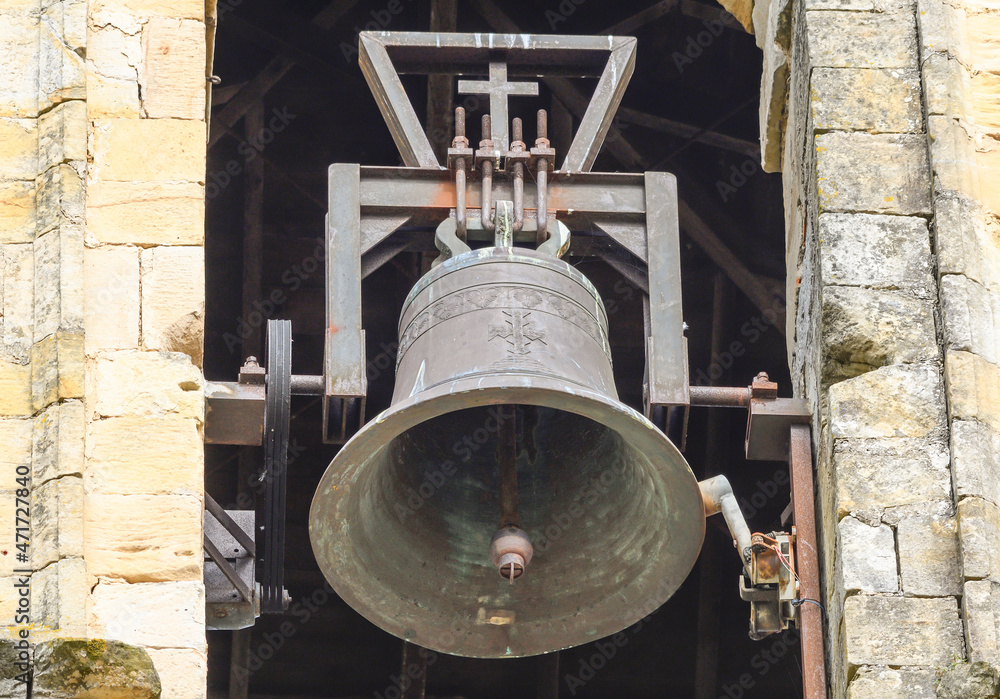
[699,474,752,575]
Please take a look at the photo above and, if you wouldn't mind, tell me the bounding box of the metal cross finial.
[458,60,539,151]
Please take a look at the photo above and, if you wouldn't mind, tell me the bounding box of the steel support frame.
[320,162,689,440]
[689,388,827,699]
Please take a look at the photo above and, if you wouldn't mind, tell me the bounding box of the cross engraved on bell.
[488,310,546,355]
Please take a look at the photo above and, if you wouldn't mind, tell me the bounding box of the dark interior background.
[203,1,797,696]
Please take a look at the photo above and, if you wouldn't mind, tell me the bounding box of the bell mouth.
[309,375,705,658]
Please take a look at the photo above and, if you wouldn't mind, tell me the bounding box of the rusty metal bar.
[688,385,752,408]
[206,493,256,557]
[289,374,324,395]
[204,533,254,604]
[789,423,826,699]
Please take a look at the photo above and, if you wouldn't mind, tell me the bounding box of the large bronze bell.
[309,241,705,658]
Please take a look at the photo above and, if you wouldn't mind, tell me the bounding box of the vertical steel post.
[789,423,826,699]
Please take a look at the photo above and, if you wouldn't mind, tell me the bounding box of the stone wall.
[0,0,211,696]
[750,0,1000,688]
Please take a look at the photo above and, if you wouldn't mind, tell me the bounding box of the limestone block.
[86,181,205,246]
[805,0,914,10]
[964,580,1000,665]
[952,419,1000,507]
[0,118,37,180]
[90,119,206,183]
[844,595,964,666]
[88,350,203,420]
[959,497,1000,581]
[946,350,1000,433]
[90,0,205,22]
[85,24,142,119]
[140,246,205,365]
[811,68,922,133]
[84,245,140,354]
[0,362,32,416]
[0,11,40,118]
[86,71,141,120]
[0,637,30,697]
[0,576,21,627]
[838,516,898,592]
[3,243,34,361]
[805,11,918,69]
[36,163,84,237]
[31,476,84,569]
[88,580,205,649]
[146,647,207,699]
[846,667,936,699]
[818,213,934,296]
[86,416,202,496]
[821,287,937,383]
[31,558,86,638]
[919,52,961,119]
[815,132,931,215]
[34,223,84,342]
[56,331,83,400]
[31,334,59,411]
[37,6,86,114]
[84,494,202,582]
[38,101,86,176]
[32,400,84,485]
[140,18,207,120]
[32,638,160,699]
[828,363,945,439]
[0,180,35,244]
[967,13,1000,73]
[940,274,998,363]
[759,39,788,173]
[897,510,961,596]
[0,496,16,578]
[971,73,1000,133]
[0,417,32,479]
[937,660,1000,699]
[935,193,1000,287]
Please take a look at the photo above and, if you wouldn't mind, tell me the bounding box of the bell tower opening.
[204,1,792,697]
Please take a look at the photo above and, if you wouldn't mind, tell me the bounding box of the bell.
[309,243,705,658]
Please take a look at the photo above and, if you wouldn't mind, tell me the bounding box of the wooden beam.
[210,0,360,147]
[601,0,746,35]
[426,0,458,164]
[616,105,758,156]
[468,0,783,332]
[242,101,265,359]
[229,628,252,699]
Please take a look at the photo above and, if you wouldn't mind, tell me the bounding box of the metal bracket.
[204,494,258,630]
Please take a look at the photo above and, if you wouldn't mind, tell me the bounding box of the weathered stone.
[0,362,32,416]
[0,11,40,118]
[146,647,207,699]
[0,417,32,480]
[822,286,937,382]
[0,118,37,180]
[55,331,83,400]
[90,0,205,22]
[31,476,83,568]
[88,350,203,421]
[3,243,34,360]
[86,24,141,83]
[31,334,59,411]
[952,419,1000,507]
[88,580,206,649]
[946,350,1000,434]
[816,132,932,214]
[838,516,898,592]
[0,180,35,244]
[36,0,86,114]
[844,595,965,666]
[811,68,922,132]
[85,70,141,120]
[897,510,962,596]
[86,181,204,246]
[34,223,84,342]
[934,193,1000,287]
[35,163,84,237]
[964,580,1000,665]
[140,18,207,120]
[90,119,206,182]
[32,399,85,485]
[959,497,1000,581]
[140,246,205,365]
[829,363,945,439]
[84,494,202,582]
[936,661,1000,699]
[940,274,999,363]
[38,101,86,176]
[0,638,30,698]
[32,638,160,699]
[31,557,86,638]
[806,11,919,68]
[84,245,140,353]
[847,667,936,699]
[86,416,202,496]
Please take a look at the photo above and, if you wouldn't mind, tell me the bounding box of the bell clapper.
[490,405,533,583]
